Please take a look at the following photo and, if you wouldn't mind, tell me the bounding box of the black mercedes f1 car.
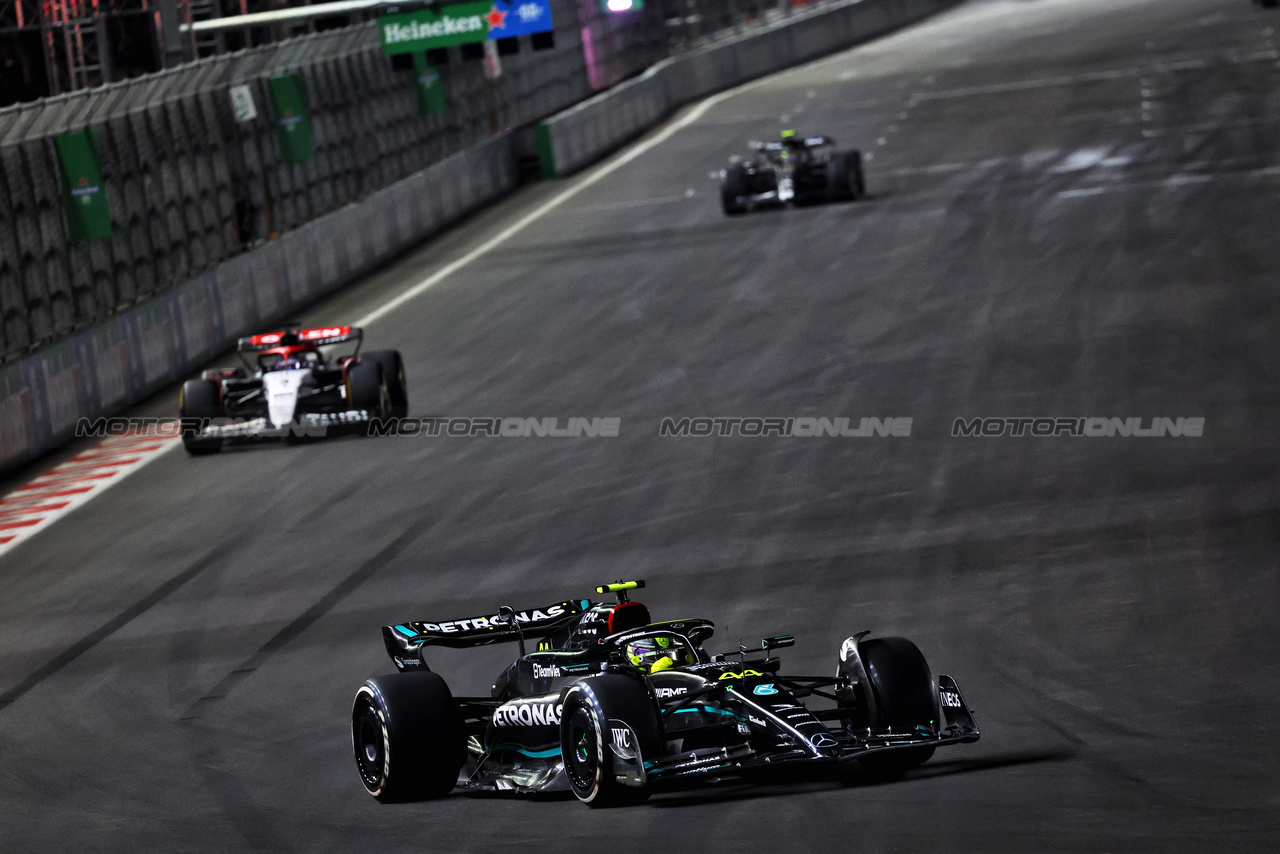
[351,581,979,805]
[720,130,866,215]
[178,324,407,454]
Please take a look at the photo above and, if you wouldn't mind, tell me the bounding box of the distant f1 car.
[721,130,866,215]
[179,324,406,454]
[352,580,979,805]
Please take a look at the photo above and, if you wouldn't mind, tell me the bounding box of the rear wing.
[382,599,591,668]
[751,136,833,152]
[237,325,362,351]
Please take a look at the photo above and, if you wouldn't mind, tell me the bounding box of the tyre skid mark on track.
[0,434,180,557]
[0,535,243,713]
[978,646,1186,808]
[179,525,425,721]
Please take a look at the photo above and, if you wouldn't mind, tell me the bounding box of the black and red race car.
[178,324,406,454]
[352,581,979,806]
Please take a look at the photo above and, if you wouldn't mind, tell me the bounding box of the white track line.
[353,73,775,329]
[0,64,786,559]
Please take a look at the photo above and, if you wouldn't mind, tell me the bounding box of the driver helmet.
[625,634,690,673]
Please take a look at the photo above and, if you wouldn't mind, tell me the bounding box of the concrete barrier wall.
[538,0,963,177]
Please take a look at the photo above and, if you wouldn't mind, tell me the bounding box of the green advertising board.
[54,129,112,242]
[382,2,492,54]
[267,74,314,163]
[412,54,448,116]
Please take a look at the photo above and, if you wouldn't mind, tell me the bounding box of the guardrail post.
[157,0,188,68]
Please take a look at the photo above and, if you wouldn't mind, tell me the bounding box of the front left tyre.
[179,378,223,455]
[560,675,661,807]
[352,672,466,802]
[721,163,749,215]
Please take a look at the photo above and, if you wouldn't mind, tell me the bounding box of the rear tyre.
[363,350,408,418]
[561,675,660,807]
[857,636,939,776]
[721,163,749,216]
[179,379,223,455]
[345,359,389,418]
[351,672,466,802]
[828,150,864,201]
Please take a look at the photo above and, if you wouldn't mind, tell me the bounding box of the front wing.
[191,409,376,441]
[640,674,978,788]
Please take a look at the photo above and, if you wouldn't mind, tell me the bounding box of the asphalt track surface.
[3,0,1279,850]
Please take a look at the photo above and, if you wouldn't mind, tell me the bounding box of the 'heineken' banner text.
[380,1,554,55]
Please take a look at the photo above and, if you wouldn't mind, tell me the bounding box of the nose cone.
[264,370,308,428]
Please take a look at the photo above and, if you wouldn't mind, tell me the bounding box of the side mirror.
[687,625,714,646]
[741,635,794,655]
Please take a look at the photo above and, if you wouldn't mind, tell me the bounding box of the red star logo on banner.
[485,6,507,29]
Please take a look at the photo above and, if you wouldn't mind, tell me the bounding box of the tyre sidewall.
[363,349,407,416]
[722,163,749,214]
[828,150,859,201]
[345,359,387,416]
[179,379,223,454]
[857,637,940,775]
[861,636,939,728]
[560,675,660,806]
[351,672,464,802]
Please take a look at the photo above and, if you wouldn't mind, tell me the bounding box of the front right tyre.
[179,378,223,455]
[827,150,865,201]
[362,349,408,418]
[721,163,749,215]
[857,636,940,776]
